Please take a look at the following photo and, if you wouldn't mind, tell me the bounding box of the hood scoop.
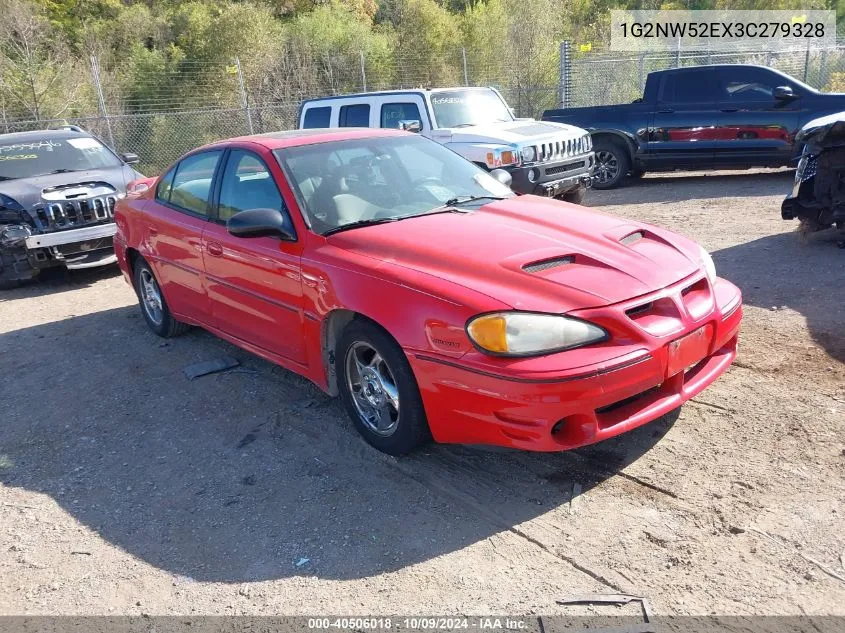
[522,255,575,274]
[620,230,644,246]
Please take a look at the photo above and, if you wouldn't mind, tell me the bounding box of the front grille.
[35,195,117,231]
[545,160,585,176]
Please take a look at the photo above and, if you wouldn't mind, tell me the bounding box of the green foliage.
[824,70,845,91]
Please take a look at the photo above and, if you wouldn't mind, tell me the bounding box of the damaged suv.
[0,127,142,288]
[781,112,845,247]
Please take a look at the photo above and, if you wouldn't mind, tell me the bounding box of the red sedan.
[114,129,742,455]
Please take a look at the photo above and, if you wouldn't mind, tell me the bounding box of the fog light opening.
[528,168,539,183]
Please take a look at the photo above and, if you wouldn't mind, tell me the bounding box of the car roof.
[203,127,408,151]
[649,63,789,76]
[301,86,493,104]
[0,128,92,144]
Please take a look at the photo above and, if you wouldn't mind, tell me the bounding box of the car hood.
[328,196,703,313]
[796,110,845,149]
[432,119,587,146]
[0,165,140,210]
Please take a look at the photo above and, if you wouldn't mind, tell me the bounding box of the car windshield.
[0,136,122,181]
[430,88,514,128]
[276,135,514,235]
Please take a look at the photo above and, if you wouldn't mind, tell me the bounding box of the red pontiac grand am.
[114,128,742,456]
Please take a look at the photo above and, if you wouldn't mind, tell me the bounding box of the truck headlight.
[467,312,608,356]
[520,145,537,164]
[699,245,717,283]
[485,147,518,169]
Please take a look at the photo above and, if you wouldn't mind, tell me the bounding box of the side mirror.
[490,168,513,188]
[774,85,795,101]
[398,120,422,133]
[227,208,296,241]
[121,152,140,165]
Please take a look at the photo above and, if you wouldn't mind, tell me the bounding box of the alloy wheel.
[345,341,400,436]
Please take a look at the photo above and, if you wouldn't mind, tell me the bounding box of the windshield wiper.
[443,194,506,207]
[31,168,83,178]
[323,217,403,236]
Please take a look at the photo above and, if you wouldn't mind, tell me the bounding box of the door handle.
[207,241,223,257]
[721,108,739,112]
[148,226,158,236]
[657,108,674,114]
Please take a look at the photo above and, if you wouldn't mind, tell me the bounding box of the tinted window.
[303,106,331,128]
[661,70,721,103]
[168,151,222,216]
[218,150,285,223]
[723,69,790,101]
[339,104,370,127]
[380,102,422,129]
[0,135,122,181]
[156,166,176,202]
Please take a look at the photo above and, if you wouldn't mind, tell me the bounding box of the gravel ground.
[1,168,843,616]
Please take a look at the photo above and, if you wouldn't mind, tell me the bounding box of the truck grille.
[536,135,589,163]
[34,196,117,232]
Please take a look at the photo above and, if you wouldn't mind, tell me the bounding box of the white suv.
[298,87,594,204]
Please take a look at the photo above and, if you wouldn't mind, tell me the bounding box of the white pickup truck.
[297,87,595,203]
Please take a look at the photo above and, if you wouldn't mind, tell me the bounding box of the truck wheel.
[133,258,189,338]
[337,319,431,456]
[0,248,38,290]
[592,139,630,190]
[559,185,587,205]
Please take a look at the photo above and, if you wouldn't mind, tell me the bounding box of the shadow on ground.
[713,229,845,362]
[591,170,794,207]
[0,305,677,583]
[0,264,122,302]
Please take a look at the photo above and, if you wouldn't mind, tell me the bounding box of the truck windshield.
[430,89,514,128]
[0,136,122,181]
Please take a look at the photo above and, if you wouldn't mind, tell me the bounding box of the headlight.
[520,145,537,164]
[466,312,608,356]
[698,245,717,283]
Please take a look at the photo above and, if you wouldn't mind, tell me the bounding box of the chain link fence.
[2,39,844,174]
[566,40,845,107]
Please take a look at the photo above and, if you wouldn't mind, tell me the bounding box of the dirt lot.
[1,169,843,617]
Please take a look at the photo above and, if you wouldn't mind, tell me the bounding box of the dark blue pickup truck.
[543,64,845,189]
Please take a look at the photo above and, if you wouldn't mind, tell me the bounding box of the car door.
[145,150,222,323]
[201,148,306,363]
[645,68,722,169]
[713,66,802,168]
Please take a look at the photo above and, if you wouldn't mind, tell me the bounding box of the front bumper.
[22,223,117,270]
[508,152,595,196]
[408,275,742,452]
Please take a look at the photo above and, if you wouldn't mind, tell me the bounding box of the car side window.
[218,150,286,223]
[167,151,222,217]
[303,106,331,128]
[661,70,722,103]
[380,102,422,129]
[723,70,784,101]
[339,104,370,127]
[155,166,176,202]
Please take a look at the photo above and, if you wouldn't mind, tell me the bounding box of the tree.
[0,0,90,120]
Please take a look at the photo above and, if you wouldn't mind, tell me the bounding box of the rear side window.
[381,102,422,128]
[167,151,222,216]
[661,70,721,103]
[303,106,331,128]
[339,104,370,127]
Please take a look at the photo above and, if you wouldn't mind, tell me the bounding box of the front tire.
[337,320,431,455]
[133,258,189,338]
[592,139,631,190]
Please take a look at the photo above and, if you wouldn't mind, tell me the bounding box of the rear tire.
[132,258,189,338]
[336,319,431,455]
[592,138,631,190]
